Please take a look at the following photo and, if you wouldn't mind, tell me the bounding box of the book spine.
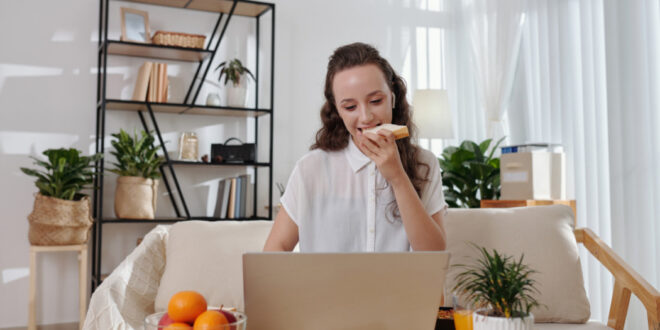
[227,178,237,219]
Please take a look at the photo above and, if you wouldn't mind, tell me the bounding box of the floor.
[1,323,78,330]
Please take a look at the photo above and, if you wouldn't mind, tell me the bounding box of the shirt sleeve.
[420,151,448,216]
[280,162,304,226]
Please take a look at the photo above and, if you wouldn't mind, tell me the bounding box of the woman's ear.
[392,93,396,109]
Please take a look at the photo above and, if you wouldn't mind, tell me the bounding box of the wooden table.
[480,199,577,225]
[29,244,88,330]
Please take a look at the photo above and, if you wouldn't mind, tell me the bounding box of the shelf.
[101,216,269,223]
[104,99,271,117]
[116,0,272,17]
[106,40,212,62]
[168,160,271,167]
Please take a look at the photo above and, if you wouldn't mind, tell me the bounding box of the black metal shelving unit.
[92,0,275,291]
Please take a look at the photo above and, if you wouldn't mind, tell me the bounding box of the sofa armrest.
[83,225,170,330]
[574,228,660,330]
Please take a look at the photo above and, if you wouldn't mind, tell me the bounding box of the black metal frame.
[92,0,275,291]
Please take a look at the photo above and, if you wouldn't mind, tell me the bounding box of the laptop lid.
[243,252,449,330]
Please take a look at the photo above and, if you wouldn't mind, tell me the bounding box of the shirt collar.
[345,136,371,173]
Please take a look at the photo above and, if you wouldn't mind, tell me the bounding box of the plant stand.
[28,244,88,330]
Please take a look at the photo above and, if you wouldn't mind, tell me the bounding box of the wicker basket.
[152,30,206,49]
[27,193,93,246]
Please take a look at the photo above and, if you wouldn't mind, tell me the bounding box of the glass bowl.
[145,310,247,330]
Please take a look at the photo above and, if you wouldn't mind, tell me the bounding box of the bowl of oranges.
[145,291,247,330]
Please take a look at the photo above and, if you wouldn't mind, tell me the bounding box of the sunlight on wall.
[51,29,75,42]
[2,267,29,284]
[0,131,79,156]
[0,64,64,93]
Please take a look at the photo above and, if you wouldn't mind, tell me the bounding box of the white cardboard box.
[500,152,566,200]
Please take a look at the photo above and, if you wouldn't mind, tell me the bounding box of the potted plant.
[109,129,164,219]
[438,137,505,208]
[453,245,540,330]
[214,58,255,107]
[20,148,102,245]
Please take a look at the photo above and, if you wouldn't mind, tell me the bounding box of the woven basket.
[114,176,159,219]
[27,193,93,246]
[152,30,206,49]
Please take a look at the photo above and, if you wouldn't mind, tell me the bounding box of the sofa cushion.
[444,205,590,323]
[154,220,273,312]
[535,321,611,329]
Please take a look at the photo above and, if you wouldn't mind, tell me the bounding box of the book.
[148,63,158,102]
[132,62,153,101]
[501,143,563,154]
[234,176,243,218]
[213,179,226,218]
[227,178,237,219]
[239,174,248,218]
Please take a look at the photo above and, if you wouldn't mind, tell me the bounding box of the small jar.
[178,132,198,161]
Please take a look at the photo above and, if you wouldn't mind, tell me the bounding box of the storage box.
[500,152,566,200]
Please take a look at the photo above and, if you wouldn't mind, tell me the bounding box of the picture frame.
[120,7,151,43]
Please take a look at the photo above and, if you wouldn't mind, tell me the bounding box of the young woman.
[264,42,447,252]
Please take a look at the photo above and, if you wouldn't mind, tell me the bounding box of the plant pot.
[27,193,93,245]
[473,310,534,330]
[114,176,159,219]
[224,80,247,107]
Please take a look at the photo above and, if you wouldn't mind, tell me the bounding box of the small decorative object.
[152,30,206,48]
[215,58,255,107]
[178,132,198,161]
[439,137,505,208]
[206,93,221,106]
[211,138,255,163]
[452,245,540,330]
[109,129,163,219]
[20,148,102,245]
[120,7,151,43]
[201,154,209,163]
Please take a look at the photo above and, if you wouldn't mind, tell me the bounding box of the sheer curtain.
[504,0,660,328]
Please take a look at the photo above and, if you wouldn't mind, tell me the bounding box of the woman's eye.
[370,99,383,104]
[344,105,356,110]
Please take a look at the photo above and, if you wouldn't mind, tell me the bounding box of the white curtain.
[461,0,526,140]
[506,0,660,328]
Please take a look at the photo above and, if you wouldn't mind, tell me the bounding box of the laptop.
[243,252,449,330]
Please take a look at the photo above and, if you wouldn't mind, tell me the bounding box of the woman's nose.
[359,105,374,121]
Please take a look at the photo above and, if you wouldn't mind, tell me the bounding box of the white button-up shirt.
[281,138,447,252]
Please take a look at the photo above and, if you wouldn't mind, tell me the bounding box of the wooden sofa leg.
[608,280,631,330]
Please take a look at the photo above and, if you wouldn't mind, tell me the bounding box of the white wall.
[0,0,449,327]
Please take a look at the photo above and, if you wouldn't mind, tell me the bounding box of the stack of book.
[501,143,563,154]
[132,62,169,102]
[213,175,250,219]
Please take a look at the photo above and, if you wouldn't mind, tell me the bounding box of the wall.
[0,0,449,327]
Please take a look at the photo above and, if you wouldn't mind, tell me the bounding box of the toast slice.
[363,124,410,140]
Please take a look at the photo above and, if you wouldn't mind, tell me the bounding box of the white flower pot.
[473,311,534,330]
[224,80,247,107]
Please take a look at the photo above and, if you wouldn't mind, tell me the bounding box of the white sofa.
[83,205,660,330]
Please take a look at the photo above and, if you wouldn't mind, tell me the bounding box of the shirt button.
[369,228,375,233]
[370,171,375,176]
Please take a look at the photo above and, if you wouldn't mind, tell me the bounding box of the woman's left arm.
[359,131,447,251]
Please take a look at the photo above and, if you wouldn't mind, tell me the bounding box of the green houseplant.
[453,245,540,329]
[214,58,255,107]
[109,129,164,219]
[20,148,102,245]
[438,137,504,208]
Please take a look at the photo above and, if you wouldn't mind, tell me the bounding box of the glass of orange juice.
[452,295,474,330]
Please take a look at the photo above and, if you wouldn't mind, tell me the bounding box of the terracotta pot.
[114,176,159,219]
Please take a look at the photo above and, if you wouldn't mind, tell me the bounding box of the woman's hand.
[358,130,407,185]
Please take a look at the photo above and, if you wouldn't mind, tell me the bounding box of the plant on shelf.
[20,148,102,245]
[214,58,255,107]
[109,129,164,219]
[452,245,540,329]
[438,137,504,208]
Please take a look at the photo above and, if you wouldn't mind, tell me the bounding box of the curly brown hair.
[311,42,430,217]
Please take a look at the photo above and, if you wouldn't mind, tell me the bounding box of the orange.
[168,291,208,324]
[164,323,193,330]
[193,310,229,330]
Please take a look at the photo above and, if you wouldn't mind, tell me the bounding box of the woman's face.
[332,64,394,142]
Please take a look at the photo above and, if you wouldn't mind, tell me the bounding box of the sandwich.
[362,124,410,140]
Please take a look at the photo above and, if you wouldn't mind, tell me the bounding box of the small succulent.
[20,148,103,201]
[453,244,541,318]
[215,59,255,87]
[108,129,163,179]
